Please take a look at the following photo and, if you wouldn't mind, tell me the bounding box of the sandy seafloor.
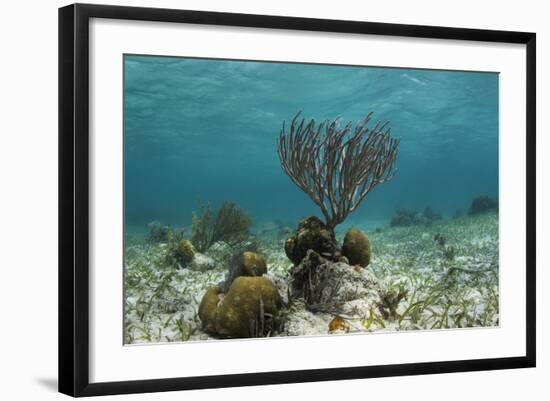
[123,212,499,344]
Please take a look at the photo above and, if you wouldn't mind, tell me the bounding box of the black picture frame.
[58,3,536,397]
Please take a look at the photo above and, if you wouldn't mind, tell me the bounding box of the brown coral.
[174,239,195,265]
[198,286,223,333]
[223,251,268,291]
[341,228,371,267]
[241,252,267,276]
[199,277,282,338]
[284,216,338,265]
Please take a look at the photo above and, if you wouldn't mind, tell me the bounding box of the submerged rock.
[284,216,338,265]
[290,249,324,292]
[290,250,378,313]
[338,255,350,264]
[188,253,216,271]
[341,228,371,267]
[283,305,329,337]
[199,276,283,338]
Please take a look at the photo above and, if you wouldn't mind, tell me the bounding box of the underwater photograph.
[123,54,499,344]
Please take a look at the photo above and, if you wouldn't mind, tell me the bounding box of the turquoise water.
[124,55,498,232]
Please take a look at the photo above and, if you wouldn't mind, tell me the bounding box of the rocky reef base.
[124,212,499,344]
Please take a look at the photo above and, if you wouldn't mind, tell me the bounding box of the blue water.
[124,55,498,231]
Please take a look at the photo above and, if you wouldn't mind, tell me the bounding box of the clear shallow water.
[124,55,498,231]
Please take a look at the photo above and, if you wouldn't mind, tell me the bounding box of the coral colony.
[123,113,499,343]
[277,112,399,231]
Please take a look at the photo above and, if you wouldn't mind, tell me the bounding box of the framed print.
[58,3,536,397]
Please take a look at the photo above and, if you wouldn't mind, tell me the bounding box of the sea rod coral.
[277,111,400,230]
[191,201,252,252]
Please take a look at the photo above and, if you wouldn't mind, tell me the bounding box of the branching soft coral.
[191,202,252,252]
[277,111,399,230]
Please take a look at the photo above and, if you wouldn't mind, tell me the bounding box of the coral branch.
[277,112,400,230]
